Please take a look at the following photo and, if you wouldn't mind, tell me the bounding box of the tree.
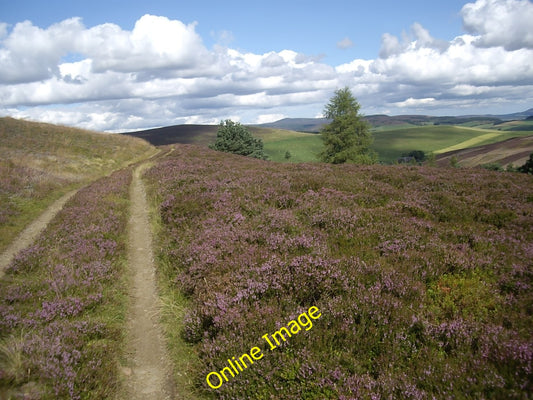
[518,153,533,174]
[209,120,267,160]
[319,87,376,164]
[402,150,426,163]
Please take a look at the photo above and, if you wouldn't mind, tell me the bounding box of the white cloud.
[254,113,287,124]
[337,37,354,49]
[1,1,532,131]
[394,97,436,108]
[81,15,211,73]
[0,18,84,83]
[462,0,533,50]
[0,23,8,39]
[379,22,449,59]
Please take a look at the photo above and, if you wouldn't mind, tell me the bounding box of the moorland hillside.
[0,117,154,251]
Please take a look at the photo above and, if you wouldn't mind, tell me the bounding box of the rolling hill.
[0,117,155,252]
[122,119,533,166]
[1,117,532,399]
[258,108,533,132]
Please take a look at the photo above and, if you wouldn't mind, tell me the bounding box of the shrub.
[209,120,267,160]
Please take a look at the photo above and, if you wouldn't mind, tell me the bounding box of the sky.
[0,0,532,132]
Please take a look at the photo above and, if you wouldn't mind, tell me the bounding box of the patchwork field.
[371,125,533,164]
[124,120,533,165]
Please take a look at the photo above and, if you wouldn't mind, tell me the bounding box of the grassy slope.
[436,135,533,168]
[0,117,155,252]
[249,127,322,163]
[371,125,532,163]
[146,145,533,399]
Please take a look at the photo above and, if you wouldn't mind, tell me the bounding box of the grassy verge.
[145,144,532,399]
[0,169,133,399]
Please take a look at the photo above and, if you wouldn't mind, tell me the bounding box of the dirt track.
[0,189,78,279]
[121,163,174,399]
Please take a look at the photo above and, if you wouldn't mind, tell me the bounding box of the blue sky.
[1,0,466,62]
[1,0,532,131]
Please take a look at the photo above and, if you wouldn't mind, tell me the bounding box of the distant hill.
[257,109,533,132]
[491,108,533,121]
[123,124,218,146]
[257,118,331,132]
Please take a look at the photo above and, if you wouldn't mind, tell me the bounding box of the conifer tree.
[210,120,267,160]
[319,87,376,164]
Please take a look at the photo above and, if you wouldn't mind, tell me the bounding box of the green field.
[255,124,533,164]
[372,125,533,163]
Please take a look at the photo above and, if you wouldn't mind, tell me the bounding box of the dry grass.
[0,117,155,252]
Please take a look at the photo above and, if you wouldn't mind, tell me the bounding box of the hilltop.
[1,117,154,182]
[0,117,154,251]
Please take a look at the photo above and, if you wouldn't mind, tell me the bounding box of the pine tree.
[319,87,376,164]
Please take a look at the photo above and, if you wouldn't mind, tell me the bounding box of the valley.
[123,110,533,167]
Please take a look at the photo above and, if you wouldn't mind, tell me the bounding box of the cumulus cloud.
[1,0,533,131]
[0,18,84,83]
[337,37,354,49]
[379,22,449,58]
[81,15,211,73]
[462,0,533,50]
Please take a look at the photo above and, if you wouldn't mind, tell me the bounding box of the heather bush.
[146,145,532,399]
[0,169,132,399]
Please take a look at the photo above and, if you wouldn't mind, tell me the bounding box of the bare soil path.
[121,163,174,399]
[0,189,77,279]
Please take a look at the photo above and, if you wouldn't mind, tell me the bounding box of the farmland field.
[371,125,533,163]
[124,120,533,165]
[145,145,533,399]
